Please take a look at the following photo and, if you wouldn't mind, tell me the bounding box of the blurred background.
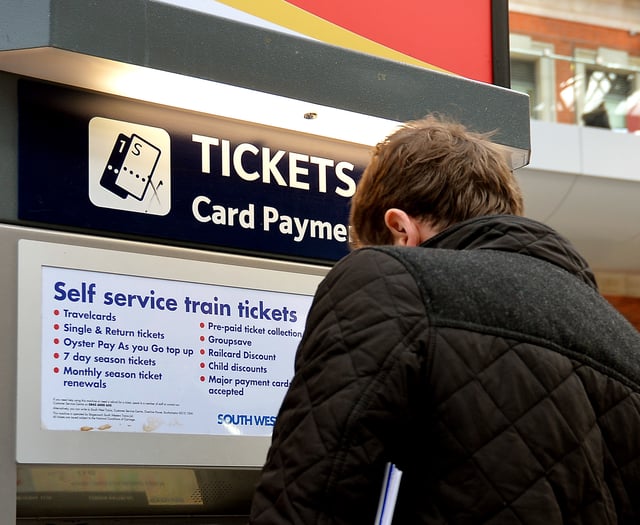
[508,0,640,328]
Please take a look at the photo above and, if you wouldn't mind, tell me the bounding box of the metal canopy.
[0,0,530,164]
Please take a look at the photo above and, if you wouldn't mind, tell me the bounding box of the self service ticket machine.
[0,1,530,522]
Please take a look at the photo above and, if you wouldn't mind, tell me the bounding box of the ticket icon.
[100,133,161,201]
[89,117,171,216]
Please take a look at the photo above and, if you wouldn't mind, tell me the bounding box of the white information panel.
[16,240,327,465]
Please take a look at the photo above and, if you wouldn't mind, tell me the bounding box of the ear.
[384,208,424,246]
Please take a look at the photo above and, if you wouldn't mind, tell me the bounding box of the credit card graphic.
[100,133,161,201]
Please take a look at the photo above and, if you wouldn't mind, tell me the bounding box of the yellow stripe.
[215,0,449,73]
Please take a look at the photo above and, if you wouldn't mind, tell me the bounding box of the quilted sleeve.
[249,248,430,525]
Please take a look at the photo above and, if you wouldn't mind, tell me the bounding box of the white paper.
[374,463,403,525]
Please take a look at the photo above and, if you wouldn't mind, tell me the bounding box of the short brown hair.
[349,114,524,247]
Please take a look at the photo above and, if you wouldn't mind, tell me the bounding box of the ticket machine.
[0,1,530,522]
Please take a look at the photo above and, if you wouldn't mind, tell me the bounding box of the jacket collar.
[421,215,598,290]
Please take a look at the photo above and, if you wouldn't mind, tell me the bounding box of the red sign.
[286,0,495,83]
[215,0,502,84]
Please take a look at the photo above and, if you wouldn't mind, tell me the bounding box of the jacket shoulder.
[374,246,640,390]
[301,248,427,350]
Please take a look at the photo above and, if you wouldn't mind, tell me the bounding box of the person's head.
[349,114,524,248]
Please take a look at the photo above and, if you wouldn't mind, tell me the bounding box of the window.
[584,69,634,129]
[511,59,537,116]
[509,34,556,122]
[575,47,640,131]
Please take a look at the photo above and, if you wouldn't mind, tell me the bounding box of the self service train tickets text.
[53,281,300,321]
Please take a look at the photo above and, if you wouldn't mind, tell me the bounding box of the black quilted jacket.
[250,215,640,524]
